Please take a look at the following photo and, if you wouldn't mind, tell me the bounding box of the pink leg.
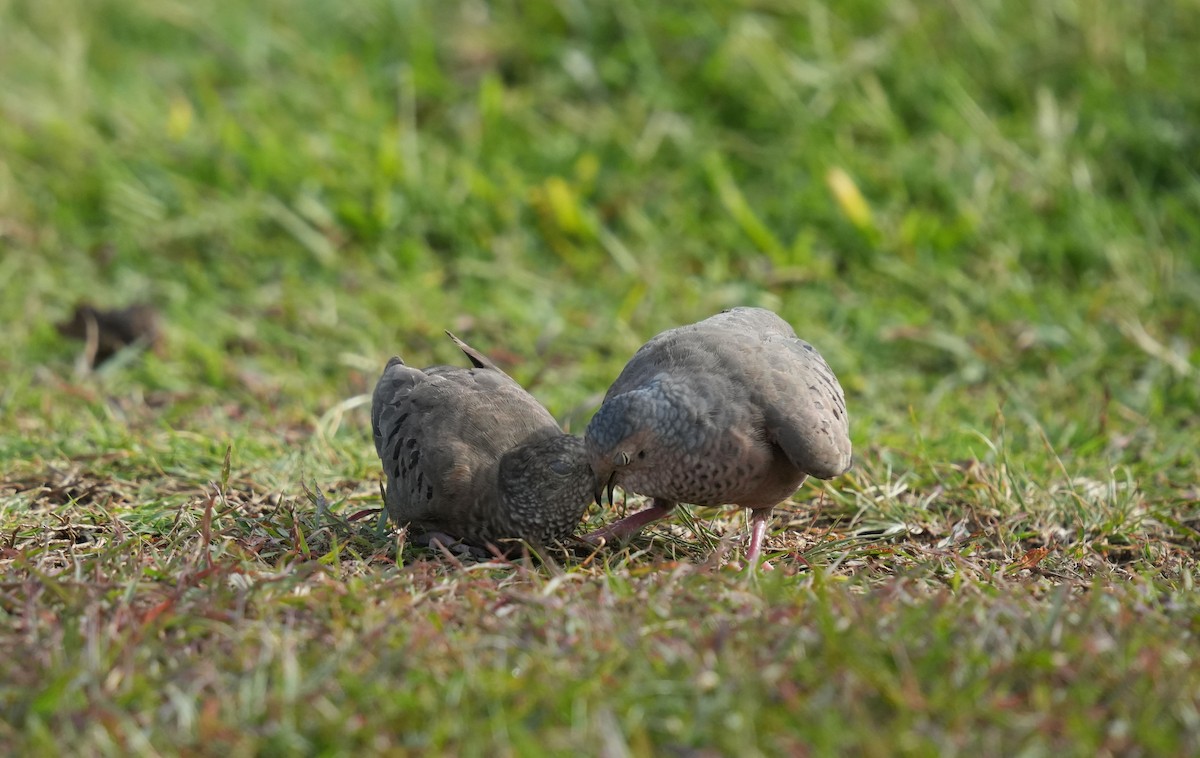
[745,508,773,566]
[583,500,675,545]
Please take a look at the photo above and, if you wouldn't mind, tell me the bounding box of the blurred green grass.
[1,0,1198,754]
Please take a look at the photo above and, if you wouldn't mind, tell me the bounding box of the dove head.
[496,434,597,544]
[584,387,673,506]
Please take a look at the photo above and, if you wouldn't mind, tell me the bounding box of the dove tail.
[445,331,500,371]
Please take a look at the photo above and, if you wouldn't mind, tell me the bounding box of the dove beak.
[595,470,617,507]
[596,451,631,506]
[593,451,629,505]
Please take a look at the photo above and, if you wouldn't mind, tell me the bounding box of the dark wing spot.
[404,438,417,449]
[408,449,420,471]
[425,484,434,501]
[392,438,410,462]
[385,422,402,448]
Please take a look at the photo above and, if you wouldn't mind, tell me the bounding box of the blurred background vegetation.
[3,0,1195,449]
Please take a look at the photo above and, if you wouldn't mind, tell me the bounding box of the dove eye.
[548,459,573,476]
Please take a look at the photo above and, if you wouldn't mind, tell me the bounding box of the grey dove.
[371,332,596,554]
[584,307,852,565]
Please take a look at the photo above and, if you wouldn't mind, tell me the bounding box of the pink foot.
[584,501,675,545]
[745,508,774,568]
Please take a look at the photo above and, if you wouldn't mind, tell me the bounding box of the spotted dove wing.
[713,309,852,479]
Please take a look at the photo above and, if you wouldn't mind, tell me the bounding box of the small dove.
[584,307,852,565]
[371,332,596,555]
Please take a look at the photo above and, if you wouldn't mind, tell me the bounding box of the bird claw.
[416,532,492,561]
